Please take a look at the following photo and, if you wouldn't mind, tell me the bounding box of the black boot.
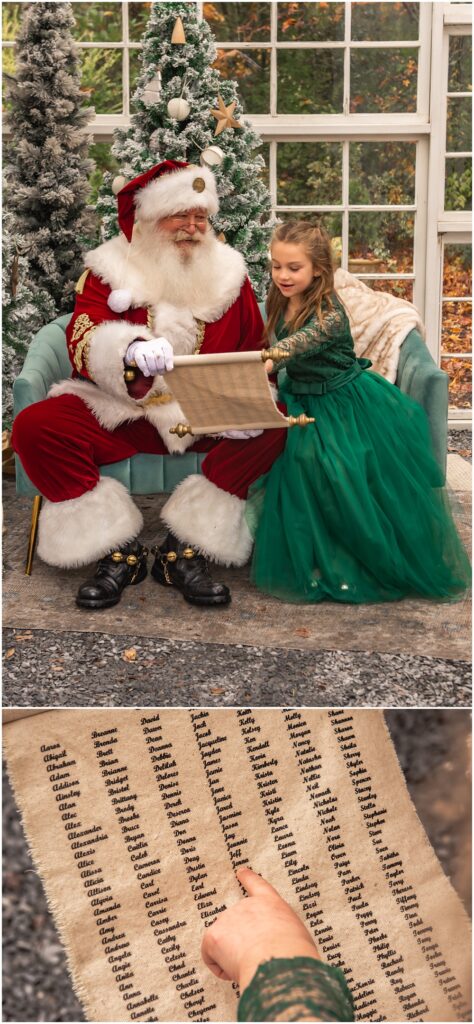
[76,540,148,610]
[151,532,231,606]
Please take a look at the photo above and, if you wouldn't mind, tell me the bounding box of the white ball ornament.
[112,175,128,195]
[167,97,191,120]
[200,145,224,168]
[108,289,132,313]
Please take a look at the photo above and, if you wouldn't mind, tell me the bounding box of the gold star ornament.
[211,95,243,136]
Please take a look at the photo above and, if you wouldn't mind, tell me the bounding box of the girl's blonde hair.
[265,220,334,340]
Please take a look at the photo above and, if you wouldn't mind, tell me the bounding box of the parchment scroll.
[165,352,293,434]
[3,709,471,1023]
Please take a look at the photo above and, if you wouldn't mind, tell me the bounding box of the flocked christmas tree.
[2,212,56,429]
[96,1,272,299]
[4,1,94,314]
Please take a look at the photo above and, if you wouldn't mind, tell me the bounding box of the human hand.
[201,867,320,993]
[264,359,274,373]
[221,429,263,440]
[125,337,174,376]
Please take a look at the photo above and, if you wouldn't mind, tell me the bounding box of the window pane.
[446,97,472,152]
[129,48,142,99]
[351,1,419,41]
[441,356,472,409]
[277,2,345,42]
[2,3,22,40]
[442,301,472,355]
[214,48,269,113]
[258,142,270,189]
[445,158,472,212]
[2,47,15,111]
[349,212,414,272]
[278,49,344,113]
[79,47,123,114]
[443,244,472,297]
[88,141,120,205]
[277,143,342,205]
[71,3,122,42]
[369,278,414,301]
[349,142,416,204]
[448,35,472,93]
[351,48,417,112]
[129,3,152,42]
[204,2,270,42]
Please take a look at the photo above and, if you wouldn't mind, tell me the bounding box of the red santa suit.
[12,162,286,570]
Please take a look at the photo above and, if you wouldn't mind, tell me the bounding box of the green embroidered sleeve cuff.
[237,956,355,1022]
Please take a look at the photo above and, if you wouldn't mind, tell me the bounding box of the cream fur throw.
[334,268,425,383]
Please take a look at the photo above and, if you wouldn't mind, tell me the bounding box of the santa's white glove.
[220,429,264,440]
[125,337,174,376]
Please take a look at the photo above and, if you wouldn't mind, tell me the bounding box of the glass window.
[351,1,419,42]
[277,2,345,42]
[445,158,472,212]
[129,2,152,42]
[71,2,122,41]
[350,49,418,113]
[79,48,123,115]
[448,34,472,93]
[447,96,472,152]
[349,212,414,273]
[441,243,472,410]
[214,48,270,114]
[369,279,414,301]
[349,142,416,205]
[277,142,342,205]
[204,2,270,42]
[278,49,344,114]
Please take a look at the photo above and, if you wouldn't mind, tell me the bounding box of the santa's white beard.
[129,222,217,309]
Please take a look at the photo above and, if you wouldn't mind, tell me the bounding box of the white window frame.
[425,3,472,423]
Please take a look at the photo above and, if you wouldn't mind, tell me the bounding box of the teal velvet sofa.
[12,311,448,572]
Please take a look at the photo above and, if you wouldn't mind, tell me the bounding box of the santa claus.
[12,159,286,609]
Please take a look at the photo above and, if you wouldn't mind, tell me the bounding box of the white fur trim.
[151,303,197,355]
[88,320,153,398]
[143,399,196,454]
[85,234,246,321]
[136,166,219,221]
[48,378,144,431]
[37,478,143,568]
[161,474,253,567]
[108,288,132,313]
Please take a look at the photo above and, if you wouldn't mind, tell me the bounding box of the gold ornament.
[171,16,186,44]
[211,95,242,136]
[192,177,206,193]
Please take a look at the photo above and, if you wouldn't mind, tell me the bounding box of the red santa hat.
[113,160,220,243]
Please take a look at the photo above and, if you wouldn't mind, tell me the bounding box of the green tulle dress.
[248,294,470,604]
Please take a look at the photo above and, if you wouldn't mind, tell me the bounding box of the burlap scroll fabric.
[3,709,471,1023]
[165,352,289,434]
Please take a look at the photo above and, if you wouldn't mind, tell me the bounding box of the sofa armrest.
[13,315,72,416]
[396,329,448,481]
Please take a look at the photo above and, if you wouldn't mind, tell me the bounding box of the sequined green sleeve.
[237,957,355,1022]
[272,306,346,366]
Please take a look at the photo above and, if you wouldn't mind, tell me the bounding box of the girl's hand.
[201,867,320,993]
[264,359,274,373]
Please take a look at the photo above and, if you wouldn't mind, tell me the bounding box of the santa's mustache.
[172,230,203,243]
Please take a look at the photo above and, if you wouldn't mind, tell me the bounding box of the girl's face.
[271,240,317,298]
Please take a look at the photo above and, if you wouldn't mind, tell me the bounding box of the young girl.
[249,220,470,603]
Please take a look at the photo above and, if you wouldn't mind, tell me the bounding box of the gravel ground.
[3,709,470,1023]
[3,626,471,707]
[448,429,472,461]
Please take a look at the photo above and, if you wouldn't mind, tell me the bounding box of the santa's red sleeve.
[66,271,151,395]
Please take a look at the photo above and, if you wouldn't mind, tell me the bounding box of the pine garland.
[96,1,273,299]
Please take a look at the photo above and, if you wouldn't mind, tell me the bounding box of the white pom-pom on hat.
[108,288,132,313]
[112,175,128,196]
